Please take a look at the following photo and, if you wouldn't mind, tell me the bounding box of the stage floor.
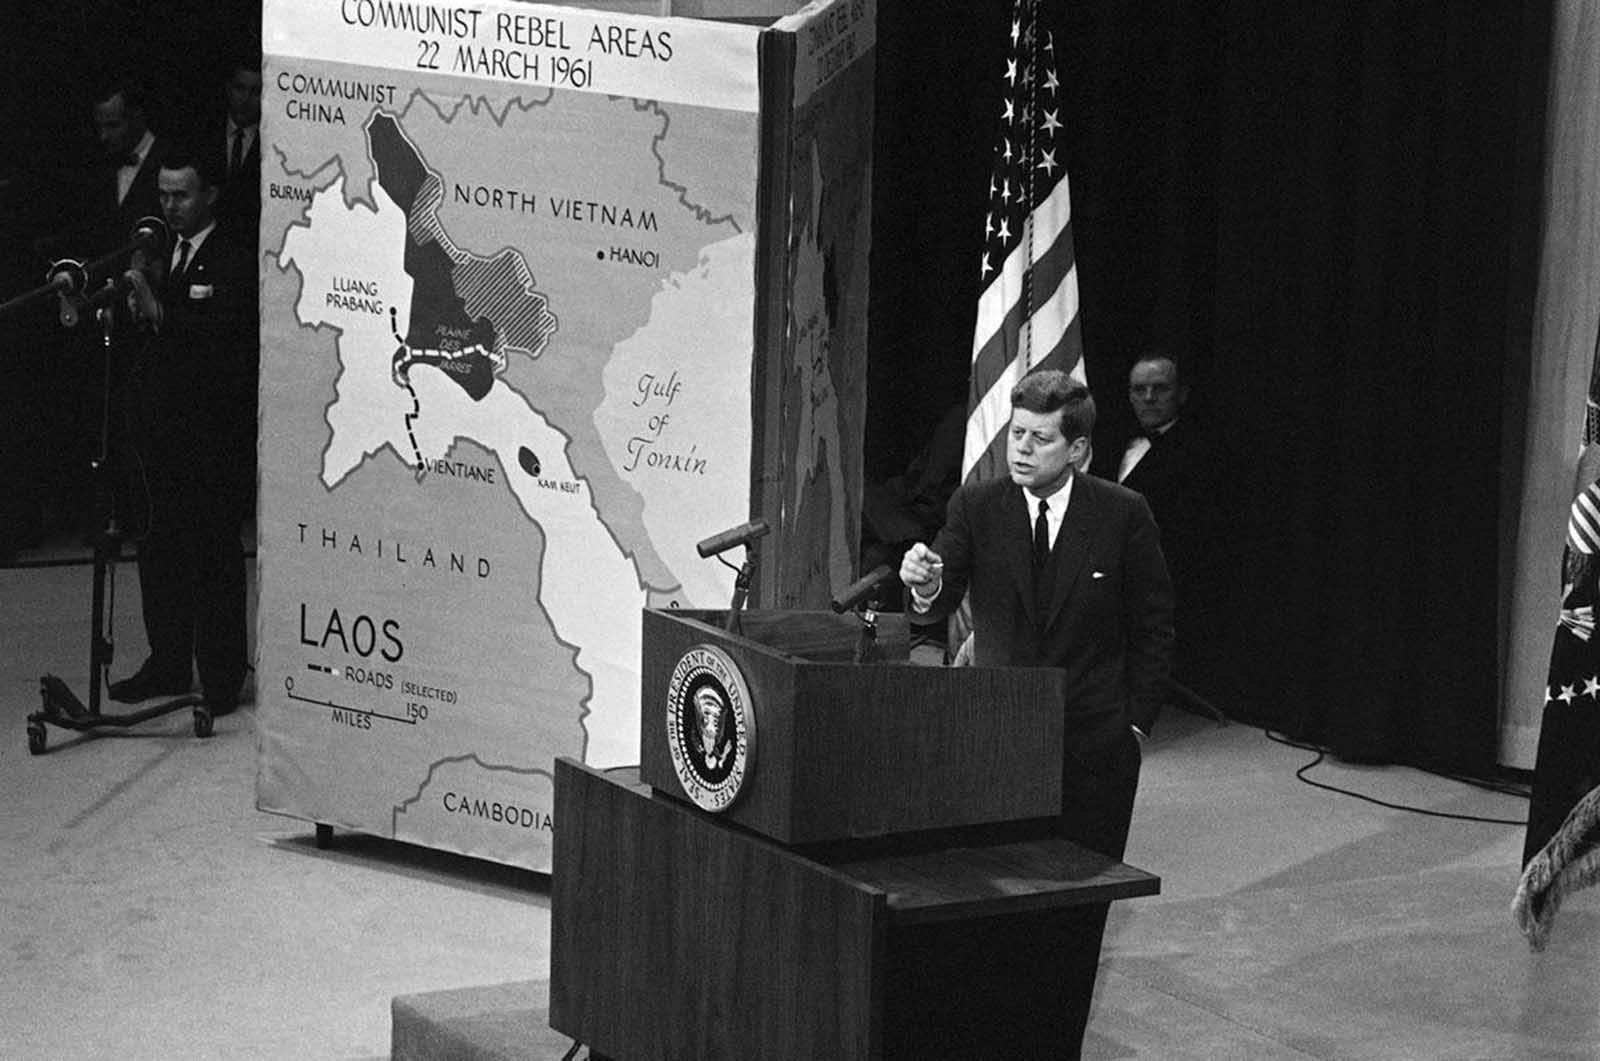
[1,558,1593,1058]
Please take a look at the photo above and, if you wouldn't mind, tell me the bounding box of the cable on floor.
[1263,729,1529,826]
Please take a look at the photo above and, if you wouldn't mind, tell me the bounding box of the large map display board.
[255,0,778,870]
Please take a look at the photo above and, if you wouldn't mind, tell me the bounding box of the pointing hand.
[900,542,944,592]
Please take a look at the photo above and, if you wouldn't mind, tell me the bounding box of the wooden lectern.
[549,609,1160,1059]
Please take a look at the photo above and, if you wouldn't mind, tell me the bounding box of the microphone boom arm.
[0,217,167,321]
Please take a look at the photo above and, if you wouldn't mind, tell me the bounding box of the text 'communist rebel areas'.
[337,1,674,88]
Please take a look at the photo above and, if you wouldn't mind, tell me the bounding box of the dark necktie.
[1033,498,1050,569]
[172,239,192,283]
[230,128,244,177]
[1033,497,1052,615]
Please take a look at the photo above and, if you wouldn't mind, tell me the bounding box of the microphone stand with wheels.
[21,245,207,756]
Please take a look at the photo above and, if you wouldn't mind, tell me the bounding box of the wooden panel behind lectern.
[549,759,886,1059]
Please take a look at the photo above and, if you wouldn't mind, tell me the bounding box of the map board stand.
[255,0,876,871]
[548,609,1161,1057]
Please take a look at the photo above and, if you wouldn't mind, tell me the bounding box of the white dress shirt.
[171,221,217,276]
[910,473,1076,612]
[1027,475,1073,552]
[1117,418,1177,483]
[117,130,156,205]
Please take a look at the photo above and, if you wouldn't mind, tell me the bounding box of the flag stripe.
[1031,310,1085,381]
[971,175,1075,360]
[1014,257,1082,377]
[1570,485,1600,554]
[969,223,1079,395]
[964,352,1030,477]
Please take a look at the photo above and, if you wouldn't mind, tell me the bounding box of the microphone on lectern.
[831,565,895,614]
[696,518,770,559]
[697,518,770,635]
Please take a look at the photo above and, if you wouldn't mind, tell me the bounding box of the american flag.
[1568,330,1600,557]
[1524,301,1600,865]
[962,0,1086,483]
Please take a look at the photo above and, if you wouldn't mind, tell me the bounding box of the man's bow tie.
[1135,424,1173,442]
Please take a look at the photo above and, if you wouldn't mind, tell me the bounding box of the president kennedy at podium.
[900,368,1173,1055]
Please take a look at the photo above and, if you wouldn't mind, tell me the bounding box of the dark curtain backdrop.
[0,0,262,282]
[0,2,262,553]
[869,2,1552,775]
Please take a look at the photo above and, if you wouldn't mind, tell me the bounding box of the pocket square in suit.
[1091,570,1106,579]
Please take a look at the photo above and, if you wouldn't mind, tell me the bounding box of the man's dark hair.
[1011,369,1095,441]
[223,51,263,81]
[1131,349,1184,388]
[159,146,218,190]
[93,75,150,116]
[1133,348,1181,376]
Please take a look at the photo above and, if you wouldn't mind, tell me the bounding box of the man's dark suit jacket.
[124,223,256,702]
[1092,417,1222,683]
[923,472,1174,736]
[136,225,258,505]
[195,120,262,245]
[93,138,171,256]
[1090,418,1196,548]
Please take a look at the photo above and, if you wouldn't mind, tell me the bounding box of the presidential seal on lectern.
[666,644,755,811]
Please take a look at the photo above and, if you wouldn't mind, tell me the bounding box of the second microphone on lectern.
[831,564,895,614]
